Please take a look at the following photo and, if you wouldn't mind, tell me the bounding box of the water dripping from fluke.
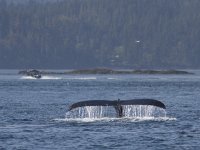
[65,105,166,119]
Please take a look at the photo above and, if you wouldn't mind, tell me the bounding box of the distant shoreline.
[18,68,193,75]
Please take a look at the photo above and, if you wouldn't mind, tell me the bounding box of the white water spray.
[123,105,166,118]
[66,105,166,119]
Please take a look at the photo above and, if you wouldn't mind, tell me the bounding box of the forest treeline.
[0,0,200,69]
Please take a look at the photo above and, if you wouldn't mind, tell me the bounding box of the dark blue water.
[0,70,200,149]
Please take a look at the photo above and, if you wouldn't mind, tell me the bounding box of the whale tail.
[68,99,166,117]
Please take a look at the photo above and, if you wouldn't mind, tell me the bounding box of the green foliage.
[0,0,200,69]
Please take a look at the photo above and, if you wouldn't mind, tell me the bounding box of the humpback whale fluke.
[68,99,166,117]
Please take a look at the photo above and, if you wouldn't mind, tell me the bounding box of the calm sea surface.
[0,70,200,150]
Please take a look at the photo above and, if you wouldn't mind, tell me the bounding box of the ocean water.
[0,70,200,150]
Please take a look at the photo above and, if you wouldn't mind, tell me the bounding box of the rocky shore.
[19,68,193,75]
